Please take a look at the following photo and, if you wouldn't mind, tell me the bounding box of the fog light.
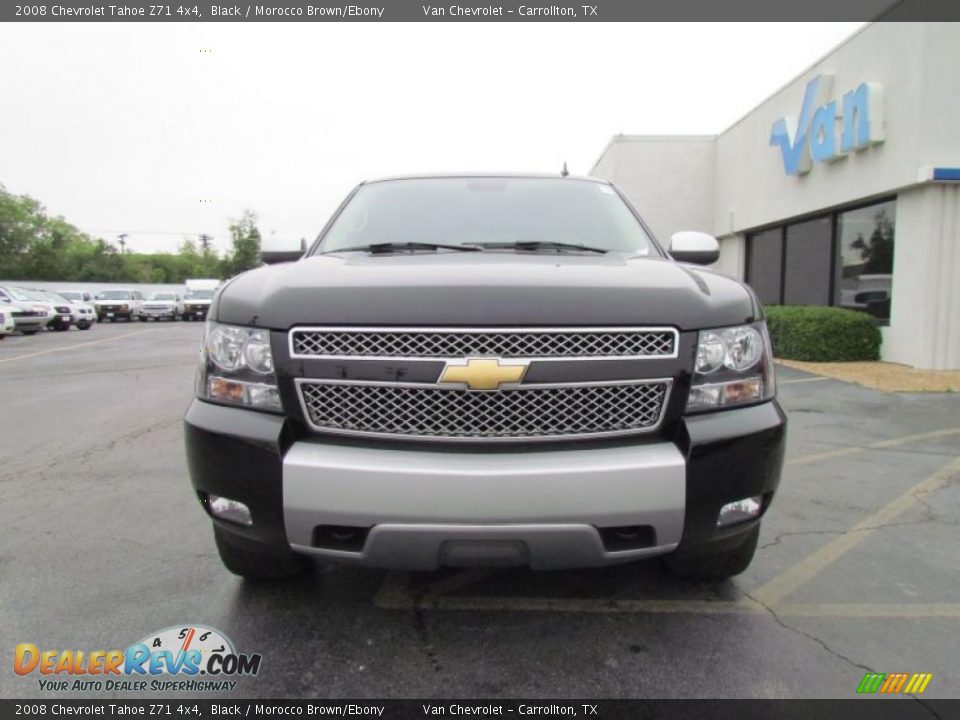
[207,494,253,526]
[717,496,762,527]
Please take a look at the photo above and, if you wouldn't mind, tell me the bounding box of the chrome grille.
[297,380,670,441]
[290,327,676,359]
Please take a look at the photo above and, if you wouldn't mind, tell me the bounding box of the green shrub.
[764,305,882,362]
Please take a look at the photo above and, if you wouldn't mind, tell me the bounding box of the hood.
[215,253,760,331]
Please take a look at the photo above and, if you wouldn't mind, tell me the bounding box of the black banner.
[3,0,960,23]
[2,700,958,720]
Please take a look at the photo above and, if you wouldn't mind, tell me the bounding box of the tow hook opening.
[311,524,371,552]
[597,525,657,552]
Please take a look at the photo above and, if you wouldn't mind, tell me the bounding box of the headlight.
[197,323,281,412]
[686,322,775,412]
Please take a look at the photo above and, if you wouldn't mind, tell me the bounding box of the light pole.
[118,233,128,255]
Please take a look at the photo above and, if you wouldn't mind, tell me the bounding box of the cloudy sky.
[0,22,863,255]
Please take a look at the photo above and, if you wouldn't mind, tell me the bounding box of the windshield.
[60,292,82,301]
[316,178,656,255]
[43,292,70,303]
[185,290,214,300]
[148,293,177,301]
[8,287,43,302]
[98,290,133,300]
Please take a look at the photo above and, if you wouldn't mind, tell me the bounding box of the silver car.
[139,292,182,322]
[0,286,54,335]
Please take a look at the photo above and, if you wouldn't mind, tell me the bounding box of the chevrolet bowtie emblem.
[439,358,529,391]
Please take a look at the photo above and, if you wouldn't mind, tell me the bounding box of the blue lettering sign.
[771,75,884,175]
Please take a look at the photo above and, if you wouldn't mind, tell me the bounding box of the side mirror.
[668,231,719,265]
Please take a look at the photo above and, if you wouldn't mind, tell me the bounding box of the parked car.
[0,286,55,335]
[34,290,99,331]
[140,292,182,321]
[58,291,99,330]
[185,173,786,582]
[0,304,14,338]
[59,290,94,304]
[181,288,216,321]
[94,289,143,322]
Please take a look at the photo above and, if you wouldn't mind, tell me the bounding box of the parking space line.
[787,427,960,466]
[775,603,960,618]
[780,377,830,385]
[752,455,960,607]
[0,329,155,364]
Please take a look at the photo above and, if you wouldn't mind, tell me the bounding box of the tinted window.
[784,217,832,306]
[318,178,655,255]
[746,228,783,305]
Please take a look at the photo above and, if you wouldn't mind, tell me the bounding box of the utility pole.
[199,234,212,254]
[117,233,128,254]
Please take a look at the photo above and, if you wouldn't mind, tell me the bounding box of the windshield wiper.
[324,242,481,254]
[469,241,608,254]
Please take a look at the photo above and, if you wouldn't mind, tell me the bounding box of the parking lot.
[1,321,958,699]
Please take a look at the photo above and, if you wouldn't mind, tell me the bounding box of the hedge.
[764,305,882,362]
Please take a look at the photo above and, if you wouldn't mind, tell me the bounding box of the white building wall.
[591,136,715,243]
[886,184,960,369]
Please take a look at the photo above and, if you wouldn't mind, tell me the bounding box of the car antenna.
[561,162,569,177]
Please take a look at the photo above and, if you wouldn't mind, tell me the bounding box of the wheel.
[97,316,104,323]
[78,322,92,330]
[53,324,69,332]
[109,318,115,323]
[22,329,39,335]
[213,525,309,582]
[139,316,147,322]
[665,525,759,581]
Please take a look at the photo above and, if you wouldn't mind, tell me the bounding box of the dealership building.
[592,22,959,370]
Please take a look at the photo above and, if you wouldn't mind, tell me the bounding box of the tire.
[22,329,39,336]
[665,525,759,581]
[78,322,92,330]
[213,525,309,582]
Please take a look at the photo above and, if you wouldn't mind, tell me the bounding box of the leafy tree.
[227,210,262,277]
[0,183,264,284]
[850,208,895,274]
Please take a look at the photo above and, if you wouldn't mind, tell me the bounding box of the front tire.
[78,322,92,330]
[665,525,759,581]
[213,526,309,582]
[22,329,39,336]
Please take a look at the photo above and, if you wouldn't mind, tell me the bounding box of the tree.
[227,209,262,277]
[850,208,895,274]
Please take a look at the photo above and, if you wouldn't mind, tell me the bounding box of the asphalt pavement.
[1,321,958,699]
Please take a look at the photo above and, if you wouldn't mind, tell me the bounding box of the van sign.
[770,74,885,175]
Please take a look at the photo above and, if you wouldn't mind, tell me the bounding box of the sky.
[0,22,864,255]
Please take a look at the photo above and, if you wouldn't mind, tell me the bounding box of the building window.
[745,198,895,325]
[784,217,832,306]
[835,200,895,323]
[746,227,783,306]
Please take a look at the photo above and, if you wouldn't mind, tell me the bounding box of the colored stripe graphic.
[857,672,932,694]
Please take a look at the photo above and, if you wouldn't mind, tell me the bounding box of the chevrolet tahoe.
[184,174,786,582]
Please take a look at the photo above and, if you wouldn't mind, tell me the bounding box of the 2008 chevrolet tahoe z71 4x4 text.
[184,174,786,582]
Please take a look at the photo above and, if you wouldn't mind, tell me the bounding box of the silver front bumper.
[283,441,686,570]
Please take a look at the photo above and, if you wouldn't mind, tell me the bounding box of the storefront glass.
[835,200,896,323]
[745,198,895,325]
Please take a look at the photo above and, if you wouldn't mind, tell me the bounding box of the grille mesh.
[298,381,668,440]
[291,328,675,358]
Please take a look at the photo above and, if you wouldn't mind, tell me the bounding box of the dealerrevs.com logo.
[14,625,261,692]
